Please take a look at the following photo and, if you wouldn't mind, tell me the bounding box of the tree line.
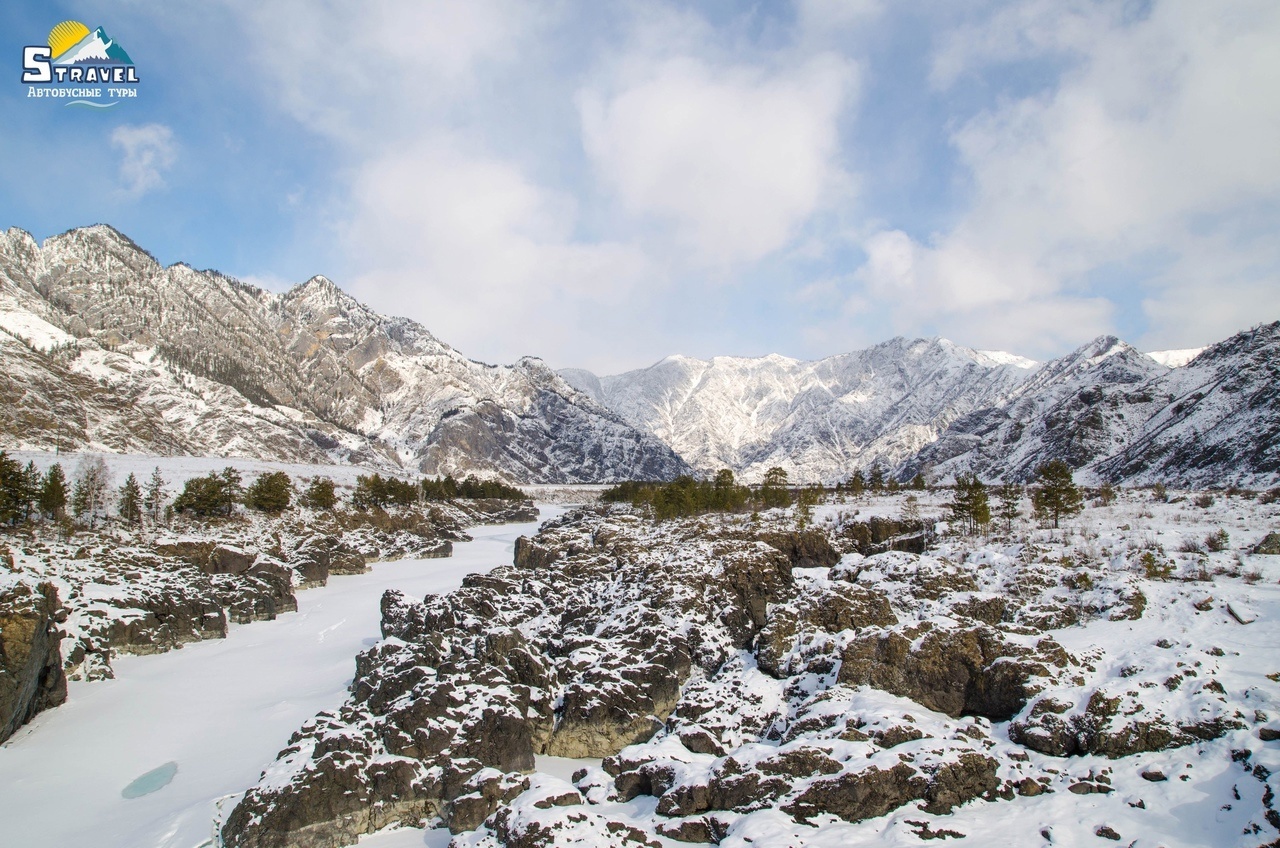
[0,453,528,528]
[601,467,803,520]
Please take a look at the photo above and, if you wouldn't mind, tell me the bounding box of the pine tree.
[20,461,40,522]
[246,471,292,514]
[1031,460,1084,528]
[118,473,142,524]
[759,467,791,509]
[948,474,990,535]
[0,451,25,525]
[39,463,68,519]
[901,494,922,525]
[868,466,885,492]
[910,473,927,491]
[995,482,1022,532]
[846,470,866,496]
[300,477,337,510]
[218,467,244,515]
[144,467,167,523]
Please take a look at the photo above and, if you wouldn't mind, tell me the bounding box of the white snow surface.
[1148,347,1207,368]
[0,508,565,848]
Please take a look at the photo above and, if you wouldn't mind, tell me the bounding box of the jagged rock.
[444,770,531,834]
[212,557,297,624]
[513,535,557,570]
[1010,688,1245,758]
[206,544,255,575]
[0,580,67,743]
[755,581,896,678]
[757,530,841,569]
[1254,532,1280,555]
[289,534,367,585]
[836,623,1070,721]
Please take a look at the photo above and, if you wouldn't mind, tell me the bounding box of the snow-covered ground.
[0,507,565,848]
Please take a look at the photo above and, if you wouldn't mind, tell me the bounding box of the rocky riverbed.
[0,498,537,742]
[222,491,1280,848]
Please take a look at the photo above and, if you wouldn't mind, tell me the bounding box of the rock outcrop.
[0,579,67,743]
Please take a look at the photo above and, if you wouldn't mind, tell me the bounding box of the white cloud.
[225,0,536,143]
[848,0,1280,357]
[342,139,655,367]
[579,53,856,266]
[110,124,177,196]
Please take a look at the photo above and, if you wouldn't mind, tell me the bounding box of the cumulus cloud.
[342,139,655,367]
[110,124,177,196]
[849,0,1280,356]
[579,53,856,266]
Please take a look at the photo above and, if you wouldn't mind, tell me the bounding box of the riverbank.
[0,508,560,848]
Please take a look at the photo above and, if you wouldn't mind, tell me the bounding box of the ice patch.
[121,761,178,798]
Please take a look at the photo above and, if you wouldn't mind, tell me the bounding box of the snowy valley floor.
[0,509,564,848]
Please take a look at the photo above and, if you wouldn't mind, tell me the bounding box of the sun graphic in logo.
[48,20,91,61]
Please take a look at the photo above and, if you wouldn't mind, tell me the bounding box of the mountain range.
[1,225,1275,487]
[0,225,687,483]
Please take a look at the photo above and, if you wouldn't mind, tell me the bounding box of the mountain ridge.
[1,224,1274,487]
[0,225,688,483]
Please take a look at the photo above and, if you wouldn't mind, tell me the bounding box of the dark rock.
[513,535,558,570]
[656,817,718,844]
[757,530,841,570]
[0,581,67,743]
[755,582,896,678]
[1010,689,1245,758]
[206,544,255,575]
[1141,769,1167,781]
[1095,825,1122,840]
[443,771,530,834]
[837,624,1069,720]
[1253,532,1280,555]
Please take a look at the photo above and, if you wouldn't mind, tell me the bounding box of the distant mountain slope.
[569,327,1279,487]
[562,339,1037,483]
[1096,322,1280,487]
[0,225,688,483]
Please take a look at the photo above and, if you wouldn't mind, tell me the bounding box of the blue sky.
[2,1,1277,373]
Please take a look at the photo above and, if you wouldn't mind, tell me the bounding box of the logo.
[22,20,139,109]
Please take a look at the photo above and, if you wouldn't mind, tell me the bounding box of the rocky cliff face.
[0,576,67,743]
[0,226,687,483]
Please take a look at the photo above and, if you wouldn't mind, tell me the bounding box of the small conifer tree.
[1031,460,1084,528]
[118,473,143,524]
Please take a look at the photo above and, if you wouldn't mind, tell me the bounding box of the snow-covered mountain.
[0,225,687,483]
[561,339,1040,483]
[567,327,1280,487]
[1097,322,1280,487]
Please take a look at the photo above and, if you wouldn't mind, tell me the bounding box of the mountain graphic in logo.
[48,20,133,66]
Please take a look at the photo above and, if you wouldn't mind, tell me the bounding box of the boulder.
[206,544,255,576]
[837,623,1070,721]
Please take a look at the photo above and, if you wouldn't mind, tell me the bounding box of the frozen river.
[0,509,564,848]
